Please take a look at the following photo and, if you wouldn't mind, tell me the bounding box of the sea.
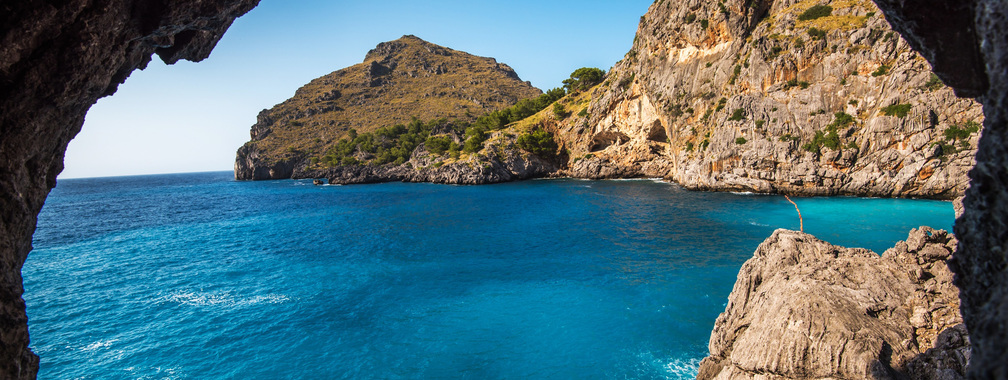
[24,171,954,379]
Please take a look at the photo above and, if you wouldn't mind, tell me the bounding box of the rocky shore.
[699,228,968,379]
[295,139,559,185]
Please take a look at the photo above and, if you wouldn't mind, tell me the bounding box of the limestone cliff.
[562,0,984,199]
[234,35,542,180]
[698,228,968,379]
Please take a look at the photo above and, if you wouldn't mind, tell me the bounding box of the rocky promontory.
[234,35,543,180]
[698,227,968,379]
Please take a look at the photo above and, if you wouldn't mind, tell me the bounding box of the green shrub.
[798,4,832,21]
[923,73,943,91]
[943,121,981,142]
[471,87,566,131]
[463,126,487,153]
[686,142,694,151]
[755,120,765,128]
[685,13,696,23]
[769,46,783,59]
[808,27,826,40]
[803,126,841,153]
[735,137,748,145]
[425,135,453,155]
[829,112,855,129]
[700,139,710,149]
[729,65,742,85]
[700,19,709,29]
[881,103,912,118]
[552,103,569,119]
[516,127,559,157]
[577,108,589,117]
[728,108,745,121]
[562,67,606,94]
[871,64,890,77]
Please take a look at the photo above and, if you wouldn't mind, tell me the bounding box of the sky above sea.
[62,0,654,179]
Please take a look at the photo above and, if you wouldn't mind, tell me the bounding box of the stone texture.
[698,228,967,380]
[0,1,259,378]
[561,0,984,199]
[870,0,1008,377]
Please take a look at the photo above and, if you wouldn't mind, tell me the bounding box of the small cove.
[25,171,953,379]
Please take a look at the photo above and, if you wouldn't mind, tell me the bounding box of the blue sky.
[61,0,654,179]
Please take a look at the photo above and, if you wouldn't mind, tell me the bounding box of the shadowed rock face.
[871,0,1008,377]
[0,1,259,378]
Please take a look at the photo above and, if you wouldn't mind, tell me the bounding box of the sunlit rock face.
[698,228,968,380]
[0,1,259,378]
[563,0,983,199]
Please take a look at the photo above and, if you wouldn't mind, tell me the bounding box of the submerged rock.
[698,227,967,379]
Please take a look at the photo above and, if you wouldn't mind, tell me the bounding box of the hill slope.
[234,35,542,180]
[555,0,982,199]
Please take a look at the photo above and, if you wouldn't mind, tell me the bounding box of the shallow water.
[25,172,953,379]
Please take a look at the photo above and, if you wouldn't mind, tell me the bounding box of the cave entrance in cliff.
[589,131,631,152]
[645,120,668,143]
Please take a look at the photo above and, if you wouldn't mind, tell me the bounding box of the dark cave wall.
[872,0,1006,377]
[0,1,258,378]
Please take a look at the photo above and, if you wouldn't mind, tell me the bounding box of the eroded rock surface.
[870,0,1008,377]
[698,228,967,380]
[0,1,258,378]
[559,0,983,199]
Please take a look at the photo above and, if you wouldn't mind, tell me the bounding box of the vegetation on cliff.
[561,0,984,198]
[234,35,542,180]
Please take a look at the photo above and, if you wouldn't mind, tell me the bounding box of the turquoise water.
[24,172,953,379]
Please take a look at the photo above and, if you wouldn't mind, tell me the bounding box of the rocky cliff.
[870,0,1008,376]
[234,35,542,180]
[0,1,259,378]
[698,228,968,379]
[560,0,984,199]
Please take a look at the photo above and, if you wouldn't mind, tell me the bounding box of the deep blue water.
[24,171,953,379]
